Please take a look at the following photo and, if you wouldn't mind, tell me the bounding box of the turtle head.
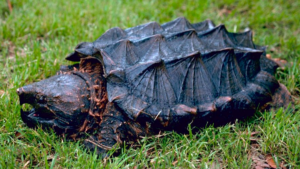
[17,58,107,134]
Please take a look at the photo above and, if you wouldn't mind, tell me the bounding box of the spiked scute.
[18,17,292,156]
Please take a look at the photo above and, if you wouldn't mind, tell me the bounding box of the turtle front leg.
[84,102,146,157]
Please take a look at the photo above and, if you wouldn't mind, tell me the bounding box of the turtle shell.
[66,17,283,129]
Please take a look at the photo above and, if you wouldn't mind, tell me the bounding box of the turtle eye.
[36,94,47,104]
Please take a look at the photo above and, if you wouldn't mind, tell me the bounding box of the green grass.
[1,0,300,168]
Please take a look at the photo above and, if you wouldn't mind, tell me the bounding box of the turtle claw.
[84,136,111,158]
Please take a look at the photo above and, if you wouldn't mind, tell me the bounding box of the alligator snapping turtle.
[17,17,292,156]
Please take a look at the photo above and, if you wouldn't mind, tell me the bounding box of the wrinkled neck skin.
[18,58,108,138]
[74,66,108,136]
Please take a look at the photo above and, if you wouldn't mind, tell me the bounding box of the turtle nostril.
[16,88,22,96]
[37,95,47,104]
[17,85,39,105]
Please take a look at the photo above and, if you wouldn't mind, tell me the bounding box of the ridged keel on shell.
[201,49,246,96]
[106,49,252,125]
[165,52,217,105]
[65,17,286,126]
[66,17,278,77]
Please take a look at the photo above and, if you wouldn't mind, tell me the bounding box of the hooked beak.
[17,85,36,105]
[17,83,55,128]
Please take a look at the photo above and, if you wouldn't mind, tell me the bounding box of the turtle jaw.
[18,87,57,128]
[20,107,55,128]
[19,102,77,133]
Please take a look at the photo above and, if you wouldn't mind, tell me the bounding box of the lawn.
[0,0,300,168]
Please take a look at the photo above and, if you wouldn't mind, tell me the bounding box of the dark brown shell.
[66,17,288,129]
